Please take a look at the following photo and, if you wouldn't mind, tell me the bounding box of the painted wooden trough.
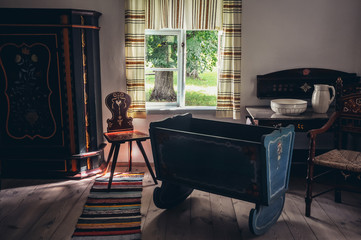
[149,113,295,235]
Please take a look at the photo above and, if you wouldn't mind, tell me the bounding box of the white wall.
[1,0,361,163]
[242,0,361,114]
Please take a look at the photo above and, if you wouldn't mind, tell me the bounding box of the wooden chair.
[103,92,157,190]
[305,78,361,217]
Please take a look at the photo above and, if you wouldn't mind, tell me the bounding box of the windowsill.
[146,106,216,114]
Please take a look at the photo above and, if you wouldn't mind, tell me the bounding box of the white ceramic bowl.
[270,99,307,115]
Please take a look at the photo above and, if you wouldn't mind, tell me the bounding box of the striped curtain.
[126,0,241,118]
[146,0,185,29]
[146,0,222,30]
[125,0,146,118]
[216,0,242,119]
[187,0,223,30]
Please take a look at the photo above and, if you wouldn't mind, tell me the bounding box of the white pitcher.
[311,84,335,113]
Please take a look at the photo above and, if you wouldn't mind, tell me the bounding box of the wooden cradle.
[149,113,295,235]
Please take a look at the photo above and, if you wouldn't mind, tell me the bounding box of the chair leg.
[335,188,342,203]
[136,140,158,185]
[128,141,132,172]
[305,159,314,217]
[106,144,116,168]
[108,144,120,190]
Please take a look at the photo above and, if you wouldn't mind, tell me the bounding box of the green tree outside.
[145,31,218,105]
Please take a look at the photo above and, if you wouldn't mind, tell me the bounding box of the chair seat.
[315,149,361,172]
[104,130,149,143]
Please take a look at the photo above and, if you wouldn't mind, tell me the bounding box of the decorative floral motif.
[277,141,283,161]
[1,43,56,140]
[343,98,361,114]
[302,68,311,76]
[300,83,311,92]
[356,98,361,106]
[105,92,134,132]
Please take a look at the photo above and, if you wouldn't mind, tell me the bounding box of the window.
[145,29,219,109]
[145,30,183,108]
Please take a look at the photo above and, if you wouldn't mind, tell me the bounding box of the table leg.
[136,140,158,184]
[128,141,132,172]
[108,144,120,190]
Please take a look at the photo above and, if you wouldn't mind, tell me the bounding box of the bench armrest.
[308,112,339,140]
[308,112,339,164]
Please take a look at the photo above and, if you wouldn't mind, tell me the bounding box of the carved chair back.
[105,92,133,132]
[335,78,361,151]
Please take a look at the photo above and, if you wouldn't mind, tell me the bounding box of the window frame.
[145,29,220,110]
[145,29,185,108]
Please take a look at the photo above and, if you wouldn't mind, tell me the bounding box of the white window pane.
[146,70,178,103]
[185,31,218,106]
[145,35,178,69]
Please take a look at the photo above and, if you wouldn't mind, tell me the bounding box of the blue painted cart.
[149,114,295,235]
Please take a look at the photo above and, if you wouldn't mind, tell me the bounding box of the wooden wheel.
[153,181,193,209]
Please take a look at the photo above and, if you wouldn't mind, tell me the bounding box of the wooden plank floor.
[1,166,360,240]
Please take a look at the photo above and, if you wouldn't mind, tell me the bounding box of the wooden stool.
[104,131,157,190]
[104,92,157,190]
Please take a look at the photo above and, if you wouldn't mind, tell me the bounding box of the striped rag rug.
[72,172,144,240]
